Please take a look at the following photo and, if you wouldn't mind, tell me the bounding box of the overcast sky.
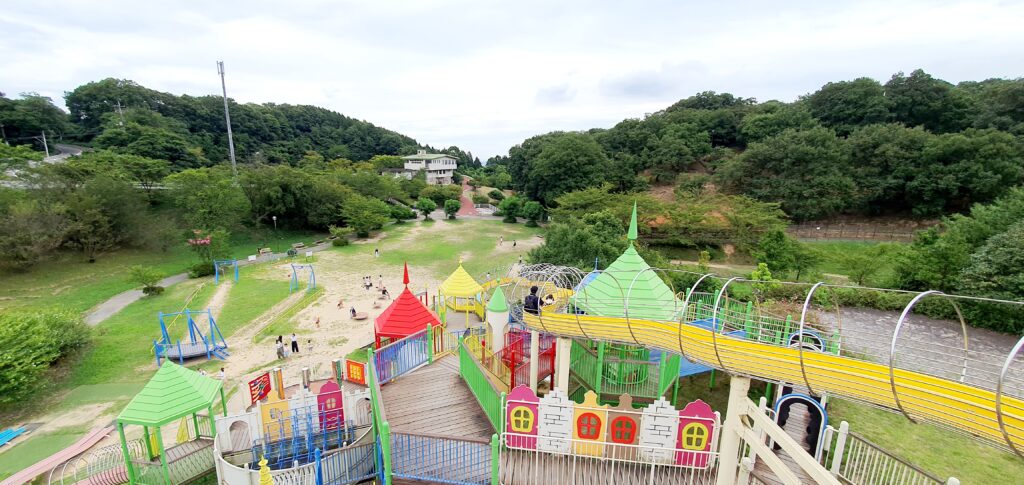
[2,1,1023,159]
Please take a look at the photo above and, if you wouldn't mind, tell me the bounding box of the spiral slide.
[521,311,1024,454]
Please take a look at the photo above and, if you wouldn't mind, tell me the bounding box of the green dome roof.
[487,286,508,312]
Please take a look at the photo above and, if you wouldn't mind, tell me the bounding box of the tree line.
[496,70,1024,221]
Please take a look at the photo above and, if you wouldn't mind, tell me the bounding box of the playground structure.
[153,308,228,366]
[115,362,227,484]
[289,263,316,293]
[27,213,1024,485]
[439,260,485,326]
[214,259,239,285]
[374,263,442,348]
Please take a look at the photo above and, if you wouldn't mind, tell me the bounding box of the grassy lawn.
[253,286,325,343]
[804,240,904,284]
[0,425,89,481]
[68,279,215,386]
[369,219,543,279]
[829,398,1024,483]
[0,228,324,314]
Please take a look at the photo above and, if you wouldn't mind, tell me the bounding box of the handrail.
[459,338,505,432]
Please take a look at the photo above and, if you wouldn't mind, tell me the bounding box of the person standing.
[315,315,321,328]
[350,306,357,318]
[524,286,540,315]
[276,336,285,359]
[218,368,226,380]
[377,274,383,289]
[291,333,299,353]
[499,236,504,246]
[513,240,517,247]
[374,248,380,258]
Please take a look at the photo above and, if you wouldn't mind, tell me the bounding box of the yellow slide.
[522,311,1024,453]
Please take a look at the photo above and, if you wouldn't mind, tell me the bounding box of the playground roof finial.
[628,200,638,242]
[403,262,410,287]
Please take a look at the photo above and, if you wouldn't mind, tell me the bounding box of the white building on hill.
[400,150,457,185]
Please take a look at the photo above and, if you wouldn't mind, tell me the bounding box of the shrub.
[488,189,505,201]
[444,199,460,219]
[389,205,416,223]
[332,238,350,247]
[498,195,523,223]
[189,261,215,278]
[128,265,164,295]
[522,201,543,227]
[471,194,489,205]
[0,310,89,403]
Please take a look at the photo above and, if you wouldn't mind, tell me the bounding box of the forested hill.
[3,78,479,168]
[495,69,1024,221]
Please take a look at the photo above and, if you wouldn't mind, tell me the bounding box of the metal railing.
[820,421,957,485]
[463,335,512,389]
[459,339,506,433]
[318,442,377,485]
[374,328,431,385]
[391,433,492,484]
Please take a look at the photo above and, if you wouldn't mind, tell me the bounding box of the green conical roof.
[487,286,508,312]
[117,362,222,427]
[572,244,679,321]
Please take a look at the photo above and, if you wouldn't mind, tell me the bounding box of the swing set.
[214,259,239,284]
[153,308,229,366]
[290,264,317,293]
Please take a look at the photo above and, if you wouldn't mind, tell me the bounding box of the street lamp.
[272,216,278,253]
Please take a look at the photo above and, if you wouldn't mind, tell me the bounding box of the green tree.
[390,204,416,223]
[487,189,505,202]
[415,197,436,220]
[62,176,148,262]
[340,195,390,237]
[958,221,1024,302]
[717,127,855,220]
[528,210,626,269]
[166,168,250,230]
[521,201,543,227]
[0,200,69,270]
[498,195,523,223]
[841,244,894,286]
[807,78,891,135]
[512,132,611,206]
[419,184,462,207]
[739,103,818,144]
[884,69,971,133]
[443,199,460,219]
[754,229,799,276]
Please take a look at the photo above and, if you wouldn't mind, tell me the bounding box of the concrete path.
[83,241,336,326]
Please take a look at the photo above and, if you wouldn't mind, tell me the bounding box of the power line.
[216,60,238,179]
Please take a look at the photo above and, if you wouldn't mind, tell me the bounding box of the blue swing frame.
[214,259,239,284]
[290,264,317,294]
[153,308,229,366]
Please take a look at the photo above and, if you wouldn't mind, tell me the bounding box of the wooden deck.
[380,354,494,443]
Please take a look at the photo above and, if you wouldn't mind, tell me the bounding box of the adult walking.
[291,333,299,353]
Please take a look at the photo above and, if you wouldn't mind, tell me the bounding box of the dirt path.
[207,280,233,320]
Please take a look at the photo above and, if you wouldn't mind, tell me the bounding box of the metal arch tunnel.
[519,310,1024,456]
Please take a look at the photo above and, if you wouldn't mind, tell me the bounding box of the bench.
[258,247,273,256]
[291,242,306,249]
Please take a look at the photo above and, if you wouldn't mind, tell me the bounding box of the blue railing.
[318,442,378,485]
[374,329,430,385]
[390,433,491,485]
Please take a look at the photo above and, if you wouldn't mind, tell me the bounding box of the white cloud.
[1,0,1023,158]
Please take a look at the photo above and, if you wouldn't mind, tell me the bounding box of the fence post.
[491,433,500,485]
[381,421,392,485]
[427,323,434,364]
[314,447,323,485]
[829,421,849,476]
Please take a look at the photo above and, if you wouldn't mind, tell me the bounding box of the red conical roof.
[375,287,441,339]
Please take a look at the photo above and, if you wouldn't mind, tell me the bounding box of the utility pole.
[41,131,49,157]
[216,60,238,178]
[116,100,125,126]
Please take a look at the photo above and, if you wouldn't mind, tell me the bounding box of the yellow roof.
[440,263,483,297]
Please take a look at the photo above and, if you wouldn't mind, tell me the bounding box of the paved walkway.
[84,241,335,326]
[457,179,479,216]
